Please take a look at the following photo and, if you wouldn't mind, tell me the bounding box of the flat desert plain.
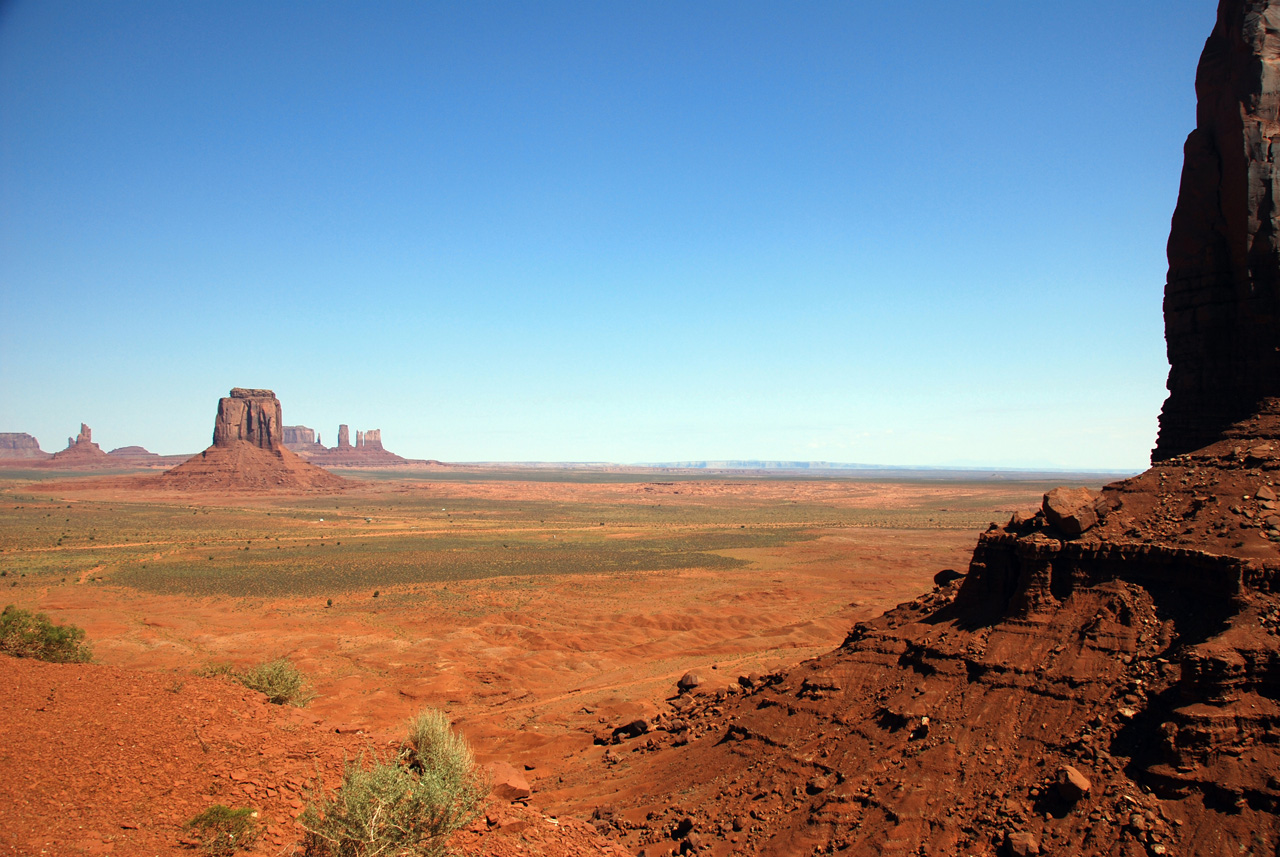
[0,468,1108,851]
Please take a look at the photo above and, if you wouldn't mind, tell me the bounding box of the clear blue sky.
[0,1,1213,469]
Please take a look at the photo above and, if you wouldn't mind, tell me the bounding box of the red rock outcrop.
[162,389,346,491]
[1156,0,1280,460]
[0,432,49,460]
[47,423,112,466]
[581,4,1280,853]
[304,426,411,466]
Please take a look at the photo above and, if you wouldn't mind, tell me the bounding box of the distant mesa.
[107,445,163,464]
[0,432,50,460]
[162,388,347,491]
[283,423,411,467]
[282,425,325,453]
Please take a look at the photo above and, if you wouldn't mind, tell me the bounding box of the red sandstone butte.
[162,388,347,491]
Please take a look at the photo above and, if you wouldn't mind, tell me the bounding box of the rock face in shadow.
[1156,1,1280,460]
[0,433,49,460]
[584,4,1280,853]
[163,389,346,491]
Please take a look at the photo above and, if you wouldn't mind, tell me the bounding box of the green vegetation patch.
[107,528,788,598]
[0,604,91,662]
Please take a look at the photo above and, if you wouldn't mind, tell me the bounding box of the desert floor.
[0,467,1107,851]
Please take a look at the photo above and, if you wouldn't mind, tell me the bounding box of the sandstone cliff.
[211,388,282,450]
[1157,1,1280,460]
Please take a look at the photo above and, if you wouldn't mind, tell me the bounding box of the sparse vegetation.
[300,708,488,857]
[185,804,258,856]
[0,604,91,663]
[237,657,315,706]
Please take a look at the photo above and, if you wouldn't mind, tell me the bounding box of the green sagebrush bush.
[236,657,315,707]
[300,708,489,857]
[186,804,258,856]
[0,604,91,663]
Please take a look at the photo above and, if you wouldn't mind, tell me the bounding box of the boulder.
[677,672,703,693]
[1055,764,1091,803]
[486,761,531,802]
[1004,830,1039,857]
[611,718,650,741]
[933,568,966,586]
[1042,487,1102,536]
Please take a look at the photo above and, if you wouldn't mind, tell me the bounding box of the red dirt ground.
[0,473,1027,855]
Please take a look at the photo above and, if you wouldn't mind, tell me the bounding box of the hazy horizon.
[1,2,1214,469]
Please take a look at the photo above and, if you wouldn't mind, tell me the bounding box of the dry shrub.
[186,804,258,856]
[237,657,315,706]
[301,708,489,857]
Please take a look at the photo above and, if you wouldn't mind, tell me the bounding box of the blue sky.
[0,1,1213,468]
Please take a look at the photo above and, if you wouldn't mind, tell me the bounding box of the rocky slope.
[575,412,1279,856]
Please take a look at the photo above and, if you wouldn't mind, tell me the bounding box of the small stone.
[1055,765,1091,802]
[1005,830,1040,856]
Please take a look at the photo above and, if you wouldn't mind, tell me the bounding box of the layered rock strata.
[291,425,410,466]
